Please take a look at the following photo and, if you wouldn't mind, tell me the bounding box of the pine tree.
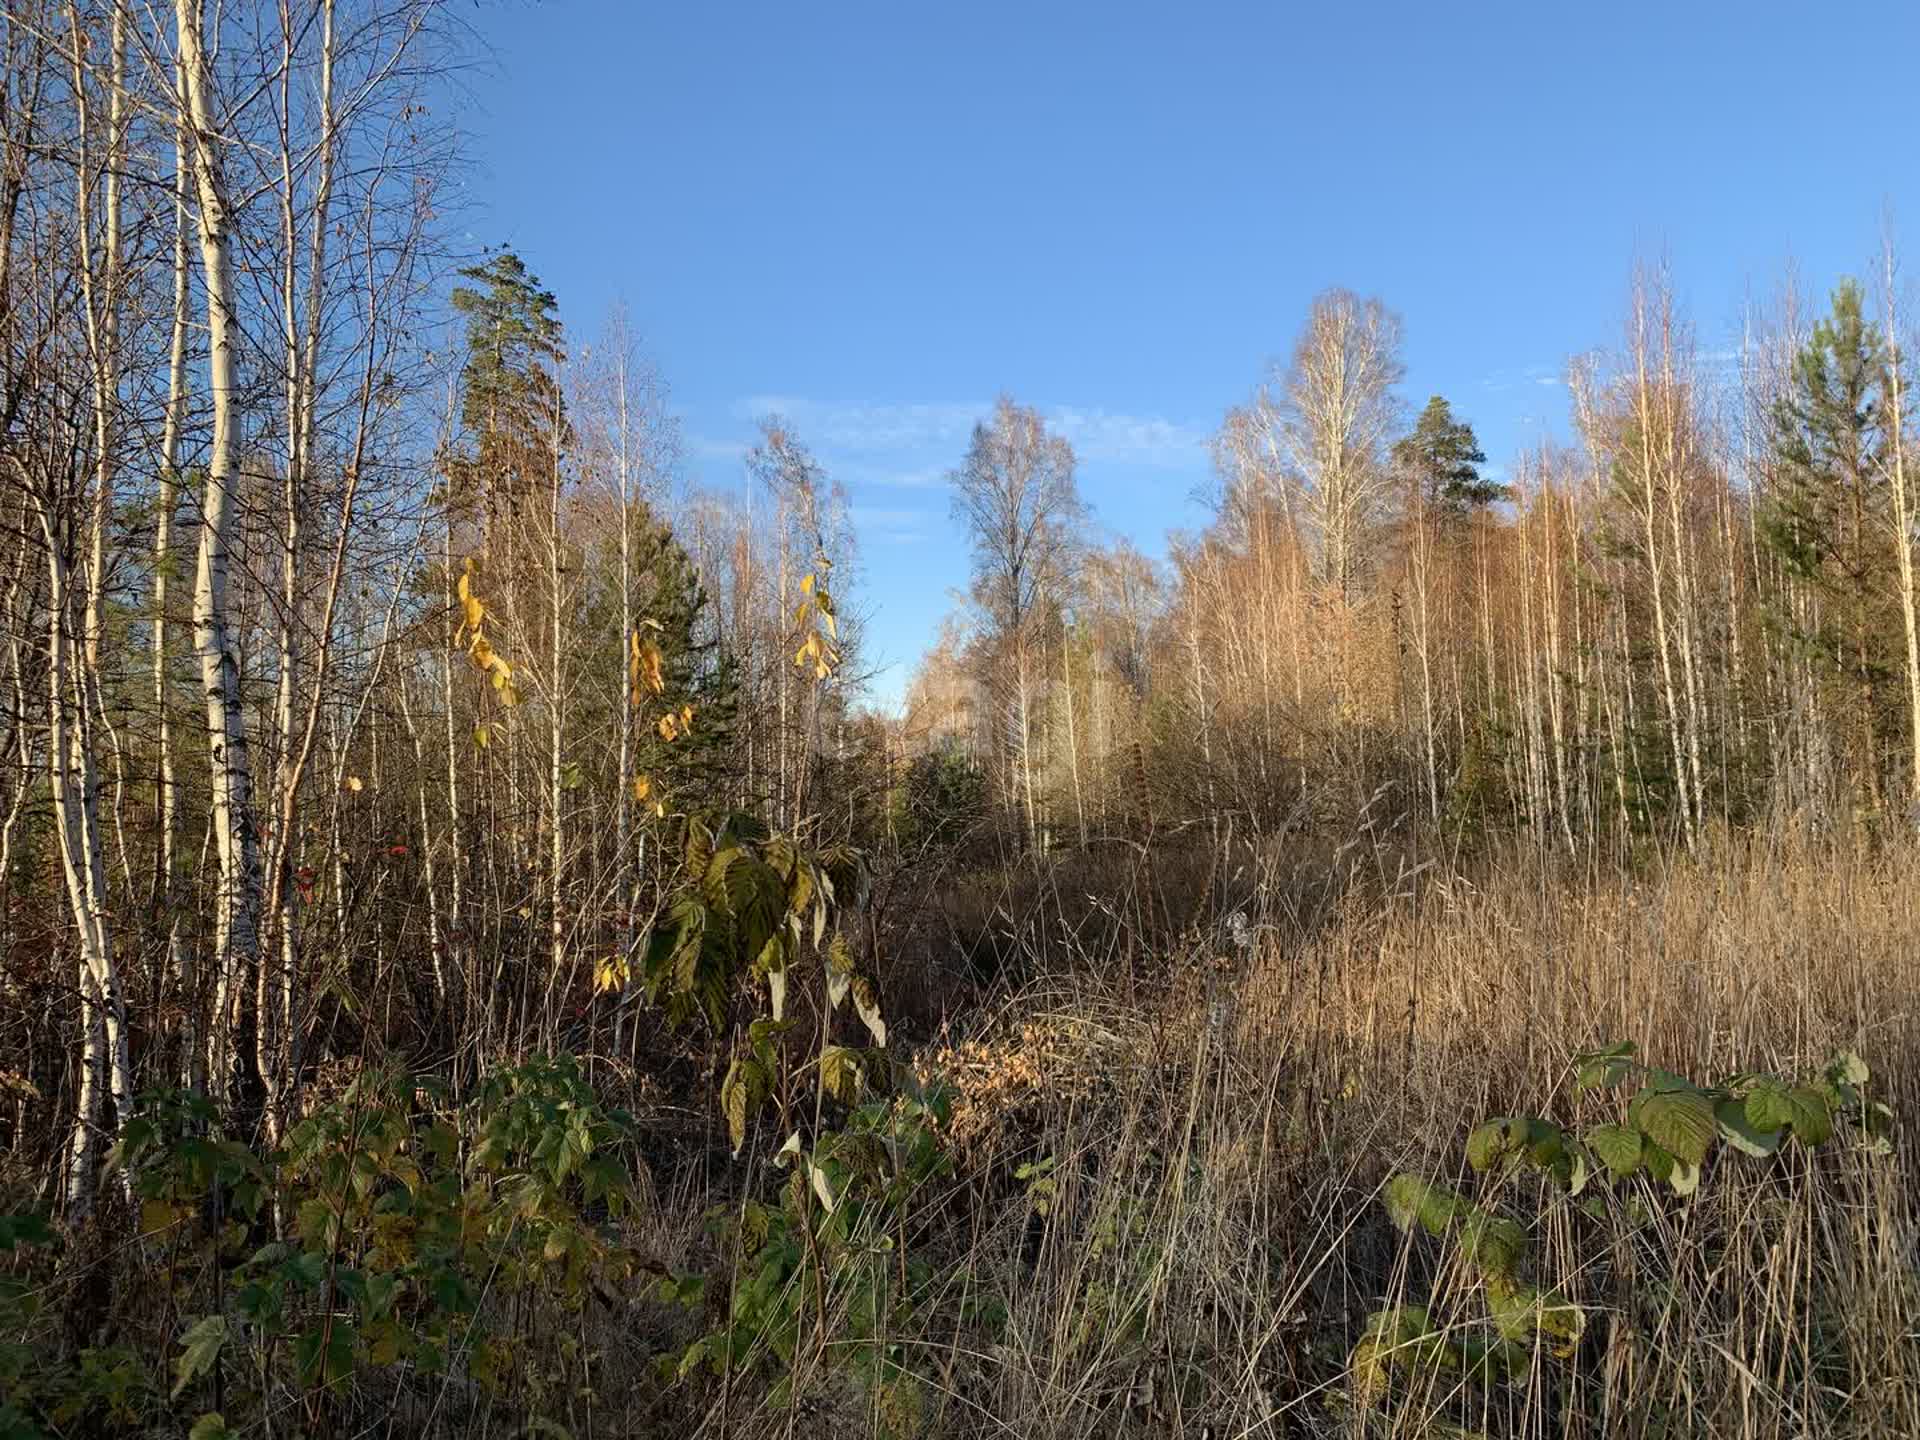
[632,507,741,807]
[1393,395,1500,517]
[449,248,568,519]
[1761,280,1900,801]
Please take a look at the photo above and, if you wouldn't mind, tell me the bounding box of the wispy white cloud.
[687,434,749,462]
[734,396,980,454]
[729,395,1208,472]
[1482,363,1566,393]
[851,504,930,544]
[851,505,929,528]
[838,461,950,491]
[1045,406,1210,469]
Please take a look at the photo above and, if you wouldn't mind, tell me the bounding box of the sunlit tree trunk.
[178,0,268,1097]
[1881,238,1920,816]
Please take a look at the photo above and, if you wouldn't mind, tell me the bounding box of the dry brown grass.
[744,831,1920,1439]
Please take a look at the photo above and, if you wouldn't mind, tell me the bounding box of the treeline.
[909,272,1920,855]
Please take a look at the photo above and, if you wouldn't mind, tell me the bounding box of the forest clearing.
[2,3,1918,1437]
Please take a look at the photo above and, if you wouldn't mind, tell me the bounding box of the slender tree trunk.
[1881,241,1920,817]
[178,0,267,1098]
[155,38,195,1087]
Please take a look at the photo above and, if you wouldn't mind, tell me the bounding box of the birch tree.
[949,396,1084,850]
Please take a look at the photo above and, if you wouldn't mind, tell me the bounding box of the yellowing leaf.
[473,723,491,749]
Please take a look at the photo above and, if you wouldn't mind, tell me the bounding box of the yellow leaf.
[344,776,364,793]
[801,572,815,595]
[638,637,665,695]
[473,723,491,749]
[657,713,679,741]
[140,1199,179,1236]
[632,774,651,802]
[469,634,496,672]
[462,593,484,632]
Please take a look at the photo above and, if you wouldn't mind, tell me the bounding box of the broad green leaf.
[1746,1082,1831,1146]
[1630,1088,1717,1165]
[1383,1174,1466,1237]
[1564,1147,1590,1196]
[173,1315,228,1398]
[1714,1098,1781,1158]
[1584,1123,1642,1178]
[1459,1211,1528,1278]
[1572,1041,1638,1093]
[1465,1120,1512,1172]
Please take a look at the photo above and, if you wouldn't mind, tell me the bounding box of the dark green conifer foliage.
[1393,395,1501,516]
[1760,280,1901,790]
[449,248,570,517]
[632,507,741,806]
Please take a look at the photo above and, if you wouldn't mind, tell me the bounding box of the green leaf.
[293,1322,356,1388]
[1458,1211,1528,1279]
[1465,1119,1512,1173]
[852,974,887,1048]
[1641,1140,1675,1185]
[173,1315,228,1398]
[720,1057,770,1155]
[1361,1304,1435,1344]
[189,1415,233,1440]
[1584,1123,1643,1178]
[1858,1101,1896,1155]
[1383,1174,1466,1237]
[1827,1051,1869,1087]
[1715,1098,1781,1158]
[1746,1082,1832,1146]
[1564,1146,1590,1196]
[1630,1088,1717,1166]
[820,1045,865,1105]
[1572,1041,1638,1093]
[809,1162,837,1212]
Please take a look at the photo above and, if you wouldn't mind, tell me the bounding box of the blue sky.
[459,1,1920,706]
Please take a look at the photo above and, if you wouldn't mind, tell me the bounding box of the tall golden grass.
[716,831,1919,1439]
